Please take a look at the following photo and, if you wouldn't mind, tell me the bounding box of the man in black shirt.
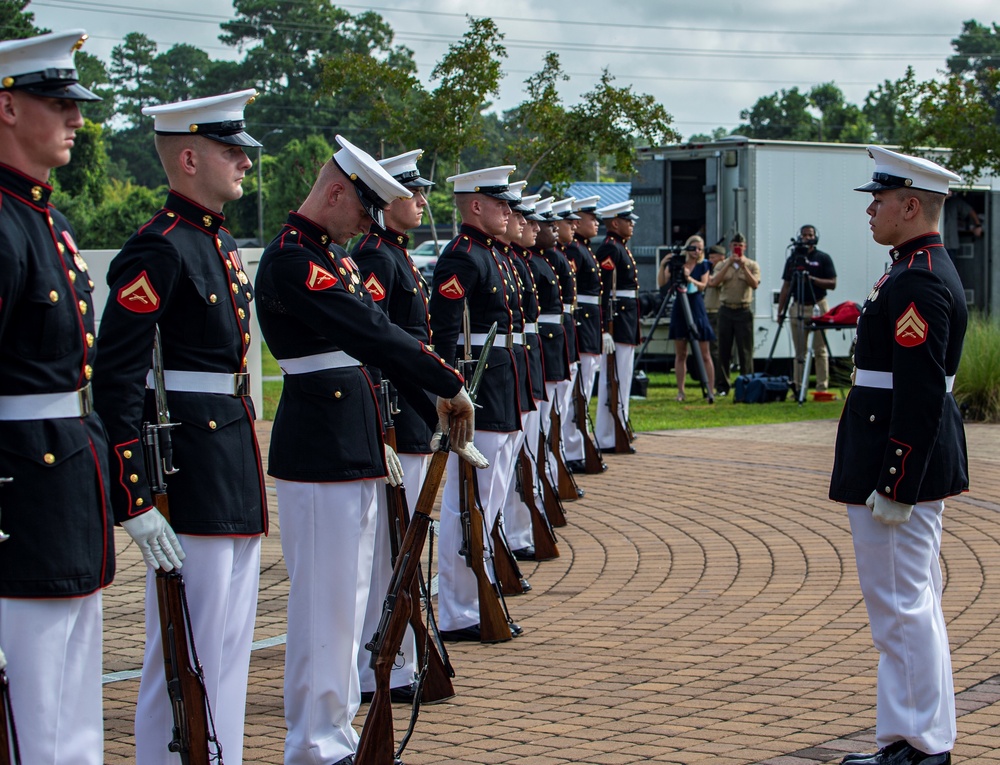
[777,224,837,390]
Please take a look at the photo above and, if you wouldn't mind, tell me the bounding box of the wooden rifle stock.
[573,372,606,473]
[356,449,450,765]
[516,447,559,561]
[605,350,635,454]
[154,495,216,765]
[381,436,454,703]
[547,401,580,501]
[489,518,524,596]
[536,428,567,528]
[458,459,512,643]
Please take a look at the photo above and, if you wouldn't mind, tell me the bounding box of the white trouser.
[437,430,515,631]
[502,421,533,550]
[0,593,103,765]
[538,381,563,483]
[565,354,599,461]
[557,362,579,462]
[135,535,261,765]
[848,500,956,755]
[278,479,378,765]
[358,463,423,693]
[595,344,635,451]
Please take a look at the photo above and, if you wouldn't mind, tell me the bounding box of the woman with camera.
[660,236,716,401]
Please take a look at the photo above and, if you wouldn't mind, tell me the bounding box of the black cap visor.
[17,80,102,102]
[458,184,519,202]
[855,171,912,193]
[395,170,434,189]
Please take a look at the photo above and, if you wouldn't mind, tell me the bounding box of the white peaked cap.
[551,197,580,220]
[534,196,555,218]
[332,135,412,228]
[597,199,638,221]
[855,145,963,195]
[0,29,100,101]
[378,149,433,188]
[143,89,262,147]
[447,165,519,200]
[572,195,601,213]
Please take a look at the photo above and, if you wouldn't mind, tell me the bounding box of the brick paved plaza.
[102,420,1000,764]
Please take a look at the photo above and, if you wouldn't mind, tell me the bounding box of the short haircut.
[900,187,946,225]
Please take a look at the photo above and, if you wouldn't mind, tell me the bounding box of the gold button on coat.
[208,420,217,430]
[78,300,87,314]
[334,390,342,399]
[44,453,55,464]
[123,450,132,459]
[84,364,92,380]
[49,290,59,303]
[130,474,139,483]
[209,294,218,303]
[136,497,144,506]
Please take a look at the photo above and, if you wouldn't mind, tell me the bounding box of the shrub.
[954,313,1000,422]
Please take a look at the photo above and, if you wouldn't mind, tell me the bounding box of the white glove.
[602,332,616,354]
[455,440,490,469]
[384,443,403,487]
[122,509,185,571]
[436,387,474,449]
[866,490,913,526]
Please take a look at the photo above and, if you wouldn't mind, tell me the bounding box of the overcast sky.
[27,0,1000,140]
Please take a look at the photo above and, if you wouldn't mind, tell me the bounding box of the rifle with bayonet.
[536,426,566,528]
[488,516,525,596]
[0,477,20,765]
[606,270,635,454]
[547,398,580,501]
[573,371,605,473]
[144,326,222,765]
[378,380,455,704]
[455,313,515,643]
[355,427,452,765]
[514,448,559,561]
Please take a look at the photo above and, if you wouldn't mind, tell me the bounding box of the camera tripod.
[634,280,714,403]
[764,246,832,403]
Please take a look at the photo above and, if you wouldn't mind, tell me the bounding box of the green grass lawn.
[261,343,846,427]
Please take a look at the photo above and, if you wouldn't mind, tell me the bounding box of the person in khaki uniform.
[703,244,725,394]
[709,232,760,395]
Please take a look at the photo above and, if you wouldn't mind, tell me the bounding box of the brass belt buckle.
[505,334,514,350]
[233,372,251,397]
[78,382,94,416]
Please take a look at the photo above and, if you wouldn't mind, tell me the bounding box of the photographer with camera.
[662,236,716,401]
[776,225,837,391]
[709,232,760,396]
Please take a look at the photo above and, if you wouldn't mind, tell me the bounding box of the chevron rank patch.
[117,270,160,313]
[364,273,386,301]
[438,274,465,300]
[600,257,615,271]
[895,302,928,347]
[306,262,338,291]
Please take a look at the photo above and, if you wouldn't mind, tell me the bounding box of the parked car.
[410,239,446,284]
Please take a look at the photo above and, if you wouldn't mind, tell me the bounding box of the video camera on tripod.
[789,232,818,268]
[661,243,695,291]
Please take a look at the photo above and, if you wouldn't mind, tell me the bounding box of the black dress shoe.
[576,487,585,498]
[440,624,481,642]
[518,577,532,592]
[841,740,950,765]
[509,621,524,637]
[567,459,587,474]
[359,681,418,705]
[512,546,535,561]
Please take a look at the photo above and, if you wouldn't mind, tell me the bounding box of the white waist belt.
[563,306,574,315]
[0,383,93,421]
[457,332,511,348]
[146,369,251,396]
[277,351,361,375]
[537,313,563,324]
[854,369,955,393]
[523,322,539,334]
[616,290,638,299]
[577,295,600,305]
[510,333,525,346]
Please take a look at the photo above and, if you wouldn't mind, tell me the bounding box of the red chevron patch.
[306,262,338,291]
[117,271,160,313]
[895,302,928,347]
[438,275,465,300]
[364,273,386,301]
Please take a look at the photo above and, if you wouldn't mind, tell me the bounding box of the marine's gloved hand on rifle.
[435,387,474,450]
[384,444,404,487]
[122,508,186,571]
[602,332,616,354]
[866,490,913,526]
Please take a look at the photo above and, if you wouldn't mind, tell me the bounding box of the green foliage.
[863,74,920,145]
[738,83,873,143]
[954,313,1000,423]
[259,134,334,239]
[0,0,43,38]
[54,179,163,249]
[52,119,108,205]
[947,20,1000,76]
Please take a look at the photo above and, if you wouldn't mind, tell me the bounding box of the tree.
[738,86,816,140]
[0,0,44,39]
[947,20,1000,76]
[108,32,157,127]
[53,119,108,205]
[863,75,920,145]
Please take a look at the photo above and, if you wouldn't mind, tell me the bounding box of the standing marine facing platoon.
[0,29,114,765]
[254,135,477,765]
[831,146,967,765]
[94,89,267,765]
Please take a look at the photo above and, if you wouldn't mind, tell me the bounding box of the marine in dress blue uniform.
[429,165,523,641]
[94,89,267,765]
[594,200,640,451]
[831,146,967,765]
[0,30,113,765]
[254,136,473,765]
[351,148,438,701]
[564,195,602,470]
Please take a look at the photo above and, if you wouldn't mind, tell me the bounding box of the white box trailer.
[629,138,998,370]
